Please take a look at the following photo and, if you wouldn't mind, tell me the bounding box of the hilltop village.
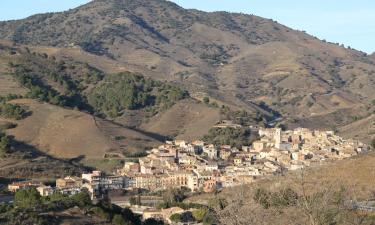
[9,127,369,199]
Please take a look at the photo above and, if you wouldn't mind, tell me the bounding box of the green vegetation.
[156,188,205,210]
[203,96,210,104]
[12,64,68,106]
[1,188,157,225]
[0,122,17,130]
[0,132,10,156]
[371,138,375,149]
[88,72,189,117]
[9,51,94,110]
[192,208,215,224]
[220,106,264,126]
[14,188,42,208]
[170,213,182,223]
[0,103,27,120]
[253,188,298,209]
[208,197,228,210]
[203,127,252,148]
[157,188,188,209]
[192,208,208,222]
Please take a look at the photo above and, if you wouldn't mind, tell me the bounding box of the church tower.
[274,128,282,149]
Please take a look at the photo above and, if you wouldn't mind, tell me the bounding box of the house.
[203,179,217,192]
[233,156,243,166]
[203,144,217,159]
[37,186,54,197]
[253,141,266,152]
[205,162,219,171]
[242,146,251,152]
[82,171,124,190]
[56,176,83,188]
[8,181,43,192]
[219,149,232,160]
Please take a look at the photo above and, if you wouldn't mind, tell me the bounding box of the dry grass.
[6,99,113,159]
[141,99,221,141]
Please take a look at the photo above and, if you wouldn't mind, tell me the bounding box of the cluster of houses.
[117,127,369,193]
[8,171,124,200]
[8,128,369,200]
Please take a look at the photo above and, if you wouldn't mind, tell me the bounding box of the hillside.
[188,152,375,225]
[0,41,223,159]
[0,0,374,131]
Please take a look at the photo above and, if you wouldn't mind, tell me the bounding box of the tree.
[14,188,41,208]
[71,191,92,207]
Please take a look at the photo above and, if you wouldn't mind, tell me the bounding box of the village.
[7,127,370,223]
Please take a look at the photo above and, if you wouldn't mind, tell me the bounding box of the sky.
[0,0,374,54]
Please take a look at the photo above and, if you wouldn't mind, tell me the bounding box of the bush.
[0,122,17,130]
[203,97,210,104]
[0,133,10,154]
[192,208,209,222]
[254,188,298,209]
[0,103,27,120]
[91,206,111,221]
[112,214,128,225]
[170,213,182,223]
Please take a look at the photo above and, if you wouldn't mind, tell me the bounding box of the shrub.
[203,97,210,104]
[192,208,209,222]
[170,213,182,223]
[0,134,10,154]
[0,103,27,120]
[112,214,128,225]
[0,122,17,130]
[254,187,298,209]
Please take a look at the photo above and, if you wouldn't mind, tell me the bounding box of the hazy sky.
[0,0,374,53]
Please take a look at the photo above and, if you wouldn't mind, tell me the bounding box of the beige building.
[56,176,83,188]
[37,185,54,196]
[8,181,43,192]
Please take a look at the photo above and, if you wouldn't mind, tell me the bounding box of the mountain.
[1,0,374,132]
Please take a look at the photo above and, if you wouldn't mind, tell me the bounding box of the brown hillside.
[338,114,375,144]
[141,99,221,141]
[6,99,113,159]
[0,0,374,130]
[4,99,162,159]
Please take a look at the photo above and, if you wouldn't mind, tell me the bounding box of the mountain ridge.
[0,0,374,131]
